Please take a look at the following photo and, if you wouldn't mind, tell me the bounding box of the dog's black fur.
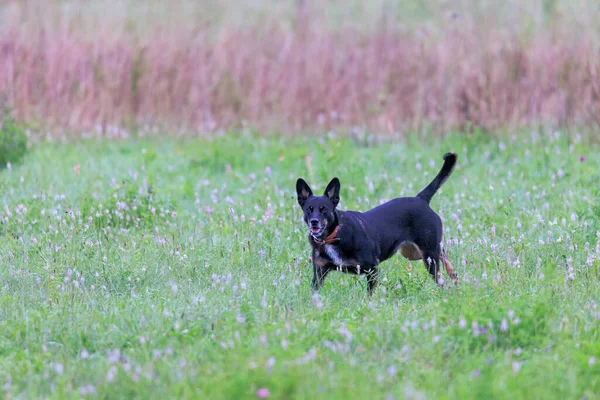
[296,152,458,296]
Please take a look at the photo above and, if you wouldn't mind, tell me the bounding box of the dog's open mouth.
[310,226,323,236]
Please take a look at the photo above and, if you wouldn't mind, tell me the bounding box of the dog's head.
[296,177,340,239]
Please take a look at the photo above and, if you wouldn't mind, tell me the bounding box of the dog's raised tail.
[416,152,457,204]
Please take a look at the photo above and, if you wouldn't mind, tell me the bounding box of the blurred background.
[1,0,599,138]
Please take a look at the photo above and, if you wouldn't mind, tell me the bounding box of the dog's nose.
[310,219,319,226]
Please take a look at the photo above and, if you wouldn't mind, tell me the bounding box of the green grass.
[1,131,600,399]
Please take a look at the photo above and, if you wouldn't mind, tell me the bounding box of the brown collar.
[312,225,340,246]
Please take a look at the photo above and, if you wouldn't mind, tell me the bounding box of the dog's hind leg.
[422,250,444,286]
[441,249,458,285]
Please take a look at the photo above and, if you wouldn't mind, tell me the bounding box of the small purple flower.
[256,388,270,398]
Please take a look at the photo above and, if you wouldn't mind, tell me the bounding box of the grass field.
[1,131,599,398]
[3,0,600,134]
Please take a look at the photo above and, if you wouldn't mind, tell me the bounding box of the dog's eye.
[319,206,326,212]
[308,206,314,212]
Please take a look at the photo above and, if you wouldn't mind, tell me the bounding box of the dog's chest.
[322,244,345,266]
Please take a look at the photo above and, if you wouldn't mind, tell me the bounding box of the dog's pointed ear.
[324,177,340,207]
[296,178,313,207]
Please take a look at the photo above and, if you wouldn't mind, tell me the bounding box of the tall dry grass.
[1,1,599,134]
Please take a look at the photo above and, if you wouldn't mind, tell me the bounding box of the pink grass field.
[1,1,599,135]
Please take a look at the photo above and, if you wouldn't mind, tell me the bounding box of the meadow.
[1,130,599,399]
[1,0,600,398]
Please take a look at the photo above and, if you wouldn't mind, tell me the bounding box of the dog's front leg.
[364,267,380,296]
[311,264,331,292]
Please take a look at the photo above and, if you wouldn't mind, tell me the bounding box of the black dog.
[296,152,458,296]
